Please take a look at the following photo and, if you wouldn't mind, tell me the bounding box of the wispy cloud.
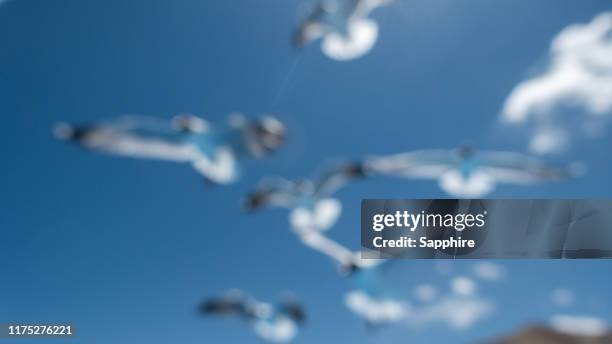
[414,284,438,302]
[408,277,493,330]
[472,262,505,281]
[550,315,609,337]
[406,295,494,330]
[550,288,575,307]
[500,12,612,154]
[345,276,493,330]
[344,290,409,324]
[450,276,477,296]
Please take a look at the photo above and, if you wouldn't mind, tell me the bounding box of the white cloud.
[406,296,494,330]
[500,12,612,154]
[344,290,408,324]
[472,262,505,281]
[550,288,575,307]
[345,286,493,330]
[451,276,477,296]
[414,284,438,302]
[434,260,453,276]
[550,315,609,337]
[403,276,492,330]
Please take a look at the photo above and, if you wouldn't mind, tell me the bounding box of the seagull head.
[242,191,269,212]
[457,144,476,160]
[249,116,287,156]
[339,260,362,277]
[278,297,306,324]
[172,114,208,134]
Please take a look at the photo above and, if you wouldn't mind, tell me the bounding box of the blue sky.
[0,0,611,343]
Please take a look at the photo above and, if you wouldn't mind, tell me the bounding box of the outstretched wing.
[314,162,367,198]
[478,150,577,184]
[297,228,356,267]
[243,178,302,211]
[352,0,393,20]
[199,292,257,320]
[191,147,238,184]
[280,299,306,324]
[54,122,199,162]
[295,227,384,273]
[364,149,457,179]
[294,2,332,47]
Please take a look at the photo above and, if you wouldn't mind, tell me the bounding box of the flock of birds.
[52,0,588,342]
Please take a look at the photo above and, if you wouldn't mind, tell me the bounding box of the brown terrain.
[487,326,612,344]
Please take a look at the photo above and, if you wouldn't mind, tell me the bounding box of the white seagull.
[294,0,394,60]
[200,290,305,343]
[244,162,367,232]
[364,145,584,197]
[54,114,285,184]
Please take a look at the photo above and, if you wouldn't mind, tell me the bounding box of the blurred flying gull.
[363,145,584,197]
[54,114,285,184]
[288,227,405,326]
[199,290,305,343]
[246,170,404,325]
[244,162,367,232]
[294,0,393,60]
[244,162,390,319]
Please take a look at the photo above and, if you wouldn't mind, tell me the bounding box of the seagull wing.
[352,0,392,20]
[294,20,330,47]
[314,162,367,197]
[191,147,238,184]
[244,178,302,211]
[478,150,574,184]
[297,228,356,267]
[294,3,332,47]
[59,125,199,162]
[253,317,298,343]
[280,299,306,324]
[199,296,255,320]
[54,115,201,162]
[295,227,383,271]
[365,149,456,179]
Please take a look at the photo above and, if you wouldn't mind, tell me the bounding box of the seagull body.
[244,163,366,232]
[365,146,582,197]
[295,0,393,60]
[200,290,305,343]
[54,114,285,184]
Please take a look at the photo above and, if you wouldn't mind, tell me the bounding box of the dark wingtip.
[53,123,94,143]
[291,27,308,50]
[280,298,306,324]
[197,301,213,315]
[339,261,361,277]
[242,193,265,212]
[346,162,367,177]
